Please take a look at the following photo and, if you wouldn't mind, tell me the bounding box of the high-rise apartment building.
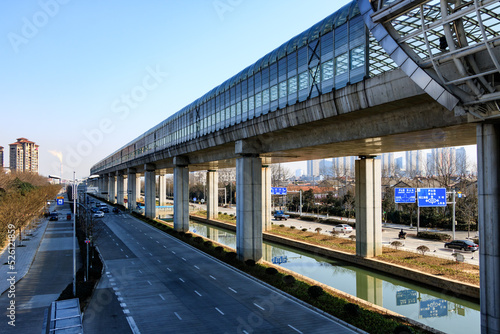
[0,146,3,168]
[405,150,425,176]
[9,138,39,173]
[307,160,320,177]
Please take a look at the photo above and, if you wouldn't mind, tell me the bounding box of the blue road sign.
[271,187,287,195]
[417,188,447,207]
[57,199,64,205]
[420,299,448,318]
[394,188,416,203]
[272,255,288,264]
[396,289,418,306]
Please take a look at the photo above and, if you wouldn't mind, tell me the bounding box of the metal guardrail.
[45,298,83,334]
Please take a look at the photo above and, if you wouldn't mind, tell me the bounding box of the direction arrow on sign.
[417,188,447,207]
[394,188,416,203]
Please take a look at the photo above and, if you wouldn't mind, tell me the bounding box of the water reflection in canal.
[189,222,480,334]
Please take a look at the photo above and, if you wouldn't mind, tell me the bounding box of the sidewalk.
[0,214,50,295]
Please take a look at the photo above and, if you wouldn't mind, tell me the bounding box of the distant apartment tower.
[456,147,467,175]
[307,160,320,177]
[405,150,425,176]
[395,157,403,172]
[381,153,394,176]
[332,156,355,177]
[9,138,39,173]
[0,146,3,168]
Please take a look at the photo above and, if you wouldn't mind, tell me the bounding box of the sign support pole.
[417,206,420,234]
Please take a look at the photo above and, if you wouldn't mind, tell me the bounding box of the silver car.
[333,224,353,234]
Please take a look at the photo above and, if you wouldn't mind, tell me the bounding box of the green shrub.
[393,325,413,334]
[301,228,308,232]
[416,245,430,255]
[279,224,285,227]
[307,285,323,298]
[223,212,227,215]
[290,226,296,229]
[343,303,360,317]
[391,241,403,250]
[184,233,192,239]
[204,241,213,248]
[178,232,185,237]
[245,259,256,267]
[226,252,237,261]
[265,267,278,275]
[283,275,295,285]
[417,231,451,241]
[215,246,224,253]
[194,236,204,243]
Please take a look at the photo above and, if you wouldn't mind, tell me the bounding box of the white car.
[333,224,353,234]
[93,211,104,218]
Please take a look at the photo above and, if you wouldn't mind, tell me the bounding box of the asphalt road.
[85,202,363,334]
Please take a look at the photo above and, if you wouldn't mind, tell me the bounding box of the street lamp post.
[72,171,76,297]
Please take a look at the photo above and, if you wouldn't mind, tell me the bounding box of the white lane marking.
[126,316,141,334]
[288,324,303,333]
[253,303,265,311]
[209,275,216,280]
[120,248,124,252]
[228,287,237,294]
[215,307,224,315]
[149,253,153,256]
[139,270,143,274]
[106,272,110,275]
[125,255,129,258]
[194,265,200,269]
[150,236,153,239]
[110,283,116,286]
[120,303,127,307]
[131,261,135,265]
[167,268,172,272]
[174,312,182,320]
[123,309,130,314]
[156,240,159,243]
[113,287,119,291]
[179,278,185,283]
[163,245,167,249]
[115,292,121,296]
[171,251,176,254]
[116,243,119,246]
[142,247,146,250]
[136,242,139,244]
[147,280,152,285]
[117,297,123,301]
[159,294,165,301]
[181,257,186,261]
[194,290,202,297]
[157,260,161,263]
[242,331,249,334]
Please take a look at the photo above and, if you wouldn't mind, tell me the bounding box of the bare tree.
[271,164,292,186]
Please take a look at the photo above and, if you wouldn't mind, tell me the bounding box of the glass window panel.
[288,76,297,94]
[270,85,278,101]
[279,81,287,98]
[262,89,270,104]
[335,53,348,75]
[242,99,248,113]
[256,93,262,107]
[249,96,255,110]
[216,111,220,124]
[226,107,230,120]
[322,60,334,81]
[237,102,241,115]
[350,45,365,70]
[231,105,236,117]
[309,67,320,85]
[299,71,309,90]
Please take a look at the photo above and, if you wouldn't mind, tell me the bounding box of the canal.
[188,221,480,334]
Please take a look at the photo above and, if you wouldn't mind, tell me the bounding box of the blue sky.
[0,0,476,179]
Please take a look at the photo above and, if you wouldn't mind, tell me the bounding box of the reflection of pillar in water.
[356,272,383,307]
[262,244,273,262]
[207,227,219,242]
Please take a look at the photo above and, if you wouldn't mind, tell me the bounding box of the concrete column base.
[144,165,156,219]
[127,169,137,210]
[262,165,271,231]
[355,156,382,258]
[159,174,167,206]
[477,123,500,334]
[117,172,124,206]
[108,173,116,203]
[174,165,189,232]
[207,170,219,219]
[236,155,263,262]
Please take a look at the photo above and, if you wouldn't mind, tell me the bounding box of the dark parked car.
[49,213,59,221]
[101,207,109,213]
[444,240,478,252]
[112,207,120,214]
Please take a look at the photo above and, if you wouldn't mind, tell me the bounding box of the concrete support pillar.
[477,123,500,334]
[144,164,156,219]
[108,173,116,203]
[127,168,137,210]
[98,177,103,198]
[102,175,109,200]
[356,272,383,307]
[236,154,263,261]
[262,164,272,231]
[355,156,382,258]
[136,174,142,203]
[123,178,128,206]
[174,156,189,232]
[159,174,167,206]
[117,171,125,206]
[207,170,219,219]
